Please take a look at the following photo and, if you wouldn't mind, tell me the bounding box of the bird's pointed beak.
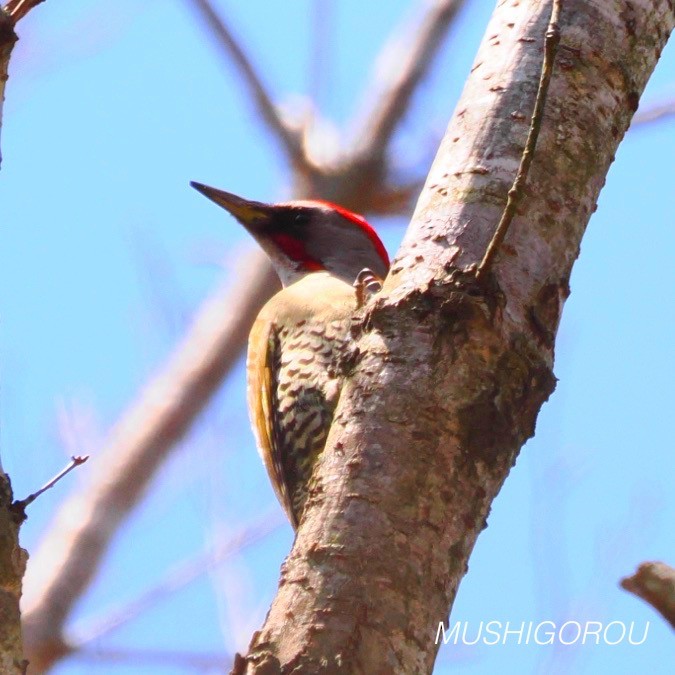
[190,181,271,228]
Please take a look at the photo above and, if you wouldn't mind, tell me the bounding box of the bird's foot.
[353,268,383,308]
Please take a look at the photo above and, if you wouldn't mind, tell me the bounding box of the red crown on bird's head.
[191,183,389,287]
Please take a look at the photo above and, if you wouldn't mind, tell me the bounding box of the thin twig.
[351,0,467,161]
[621,561,675,629]
[14,456,89,510]
[185,0,305,166]
[476,0,563,281]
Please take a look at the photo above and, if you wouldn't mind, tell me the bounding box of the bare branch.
[13,456,89,511]
[631,98,675,126]
[70,509,283,646]
[3,0,45,23]
[372,176,426,214]
[22,252,279,670]
[476,0,562,280]
[621,561,675,629]
[351,0,467,162]
[75,647,230,671]
[185,0,305,166]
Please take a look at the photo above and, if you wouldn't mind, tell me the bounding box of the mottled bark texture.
[0,476,28,674]
[239,0,674,673]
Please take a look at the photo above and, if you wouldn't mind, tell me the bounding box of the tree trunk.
[238,0,674,672]
[0,475,28,674]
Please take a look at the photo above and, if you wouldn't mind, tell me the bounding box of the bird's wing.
[246,319,297,527]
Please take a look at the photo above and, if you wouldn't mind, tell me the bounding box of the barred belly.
[274,319,350,522]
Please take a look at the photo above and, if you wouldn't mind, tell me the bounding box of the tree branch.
[12,455,89,512]
[237,0,674,671]
[3,0,45,23]
[476,0,562,280]
[631,98,675,126]
[184,0,306,166]
[70,509,283,647]
[75,647,230,671]
[350,0,467,162]
[621,561,675,629]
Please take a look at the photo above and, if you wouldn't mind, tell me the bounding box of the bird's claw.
[353,268,383,308]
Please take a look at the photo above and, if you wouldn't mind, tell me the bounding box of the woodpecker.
[191,182,389,529]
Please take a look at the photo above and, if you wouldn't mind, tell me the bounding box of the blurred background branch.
[631,98,675,126]
[21,258,277,669]
[74,647,230,672]
[621,561,675,629]
[187,0,307,168]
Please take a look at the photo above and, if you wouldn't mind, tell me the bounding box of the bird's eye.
[293,212,310,226]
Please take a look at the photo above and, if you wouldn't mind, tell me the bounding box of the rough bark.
[238,0,674,672]
[0,476,28,675]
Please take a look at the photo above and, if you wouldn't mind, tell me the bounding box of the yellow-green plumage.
[247,272,358,528]
[189,182,389,529]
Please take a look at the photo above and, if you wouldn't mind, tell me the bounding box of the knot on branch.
[350,262,505,345]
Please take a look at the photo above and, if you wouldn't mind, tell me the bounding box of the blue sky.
[0,1,673,673]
